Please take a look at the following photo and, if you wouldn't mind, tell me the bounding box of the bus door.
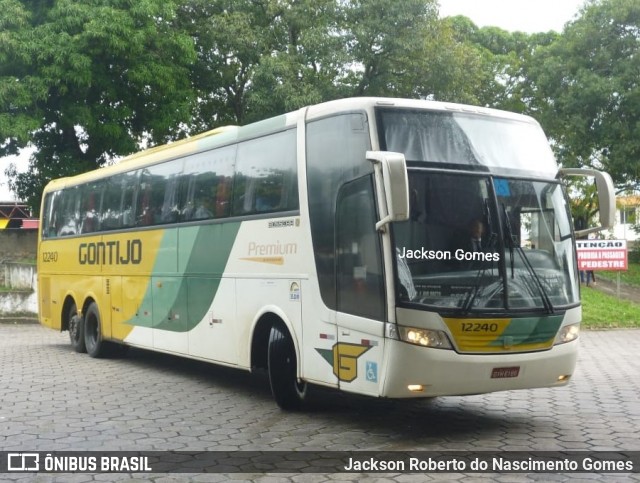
[334,175,386,396]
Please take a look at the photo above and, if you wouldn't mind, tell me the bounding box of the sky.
[438,0,588,34]
[0,0,589,201]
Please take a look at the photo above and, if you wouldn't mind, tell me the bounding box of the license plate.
[491,366,520,378]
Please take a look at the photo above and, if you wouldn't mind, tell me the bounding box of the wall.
[0,230,37,262]
[0,230,38,316]
[0,262,38,316]
[3,263,35,289]
[0,291,38,315]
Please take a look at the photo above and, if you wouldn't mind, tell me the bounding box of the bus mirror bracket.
[558,167,616,237]
[366,151,410,231]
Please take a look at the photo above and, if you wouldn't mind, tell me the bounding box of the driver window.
[336,176,385,320]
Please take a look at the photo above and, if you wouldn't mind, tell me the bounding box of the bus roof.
[304,97,538,125]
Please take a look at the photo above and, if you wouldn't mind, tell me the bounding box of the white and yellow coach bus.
[38,97,615,409]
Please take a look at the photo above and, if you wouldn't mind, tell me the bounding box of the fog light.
[557,374,571,382]
[408,384,424,392]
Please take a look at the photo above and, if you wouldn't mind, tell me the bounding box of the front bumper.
[381,338,578,398]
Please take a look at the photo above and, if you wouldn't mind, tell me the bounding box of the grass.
[596,261,640,287]
[580,285,640,329]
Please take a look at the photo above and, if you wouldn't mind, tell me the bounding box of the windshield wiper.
[501,204,554,313]
[461,265,488,313]
[460,199,500,312]
[484,198,498,250]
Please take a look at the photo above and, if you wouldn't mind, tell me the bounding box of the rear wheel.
[84,302,105,358]
[67,303,86,353]
[268,323,307,410]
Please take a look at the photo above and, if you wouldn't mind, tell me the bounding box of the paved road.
[1,323,639,482]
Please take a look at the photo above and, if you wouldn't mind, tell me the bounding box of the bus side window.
[136,180,154,226]
[335,176,385,321]
[135,161,179,227]
[80,181,103,234]
[160,175,180,223]
[215,176,231,217]
[233,129,297,216]
[181,146,235,221]
[42,191,60,238]
[57,187,81,237]
[120,171,138,228]
[101,177,122,230]
[101,172,138,231]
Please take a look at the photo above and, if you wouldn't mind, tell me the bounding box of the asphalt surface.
[0,323,639,482]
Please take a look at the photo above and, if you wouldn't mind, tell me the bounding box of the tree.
[2,0,518,211]
[1,0,196,211]
[178,0,347,128]
[344,1,493,104]
[445,16,558,111]
[527,0,640,190]
[182,0,492,125]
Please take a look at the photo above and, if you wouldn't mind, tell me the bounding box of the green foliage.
[581,285,640,328]
[182,0,489,126]
[4,0,639,214]
[597,261,640,285]
[527,0,640,190]
[1,0,196,212]
[566,177,600,230]
[444,16,558,111]
[343,0,440,97]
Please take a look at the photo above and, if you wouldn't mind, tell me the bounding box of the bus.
[38,97,615,410]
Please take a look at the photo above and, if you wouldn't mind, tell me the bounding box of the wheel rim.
[69,318,79,342]
[86,312,98,349]
[68,306,79,343]
[294,379,307,398]
[286,345,306,397]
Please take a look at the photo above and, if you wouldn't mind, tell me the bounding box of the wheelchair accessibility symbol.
[365,361,378,383]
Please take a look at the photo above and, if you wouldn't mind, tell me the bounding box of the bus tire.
[84,302,105,358]
[68,303,86,353]
[268,323,306,410]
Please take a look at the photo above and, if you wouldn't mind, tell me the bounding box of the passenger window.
[42,191,61,239]
[233,130,297,216]
[136,161,182,227]
[101,171,139,230]
[80,181,104,234]
[181,145,236,221]
[57,187,81,237]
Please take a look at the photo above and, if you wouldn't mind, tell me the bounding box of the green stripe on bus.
[126,222,241,332]
[488,315,563,347]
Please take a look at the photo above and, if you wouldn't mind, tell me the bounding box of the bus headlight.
[398,326,452,349]
[554,323,580,345]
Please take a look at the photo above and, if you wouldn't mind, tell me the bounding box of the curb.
[0,316,39,324]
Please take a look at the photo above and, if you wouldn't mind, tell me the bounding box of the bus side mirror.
[558,167,616,237]
[367,151,409,231]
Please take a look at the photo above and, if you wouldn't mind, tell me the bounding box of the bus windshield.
[378,108,558,176]
[393,172,579,313]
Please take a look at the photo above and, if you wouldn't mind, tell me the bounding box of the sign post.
[576,239,628,298]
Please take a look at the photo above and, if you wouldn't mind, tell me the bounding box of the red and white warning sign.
[576,239,628,271]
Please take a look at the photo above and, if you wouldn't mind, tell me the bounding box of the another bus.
[38,97,615,409]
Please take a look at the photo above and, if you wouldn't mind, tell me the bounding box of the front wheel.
[268,323,307,410]
[84,302,105,358]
